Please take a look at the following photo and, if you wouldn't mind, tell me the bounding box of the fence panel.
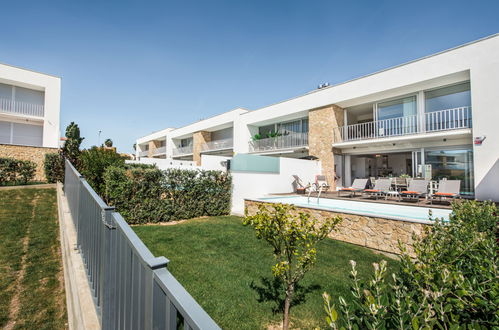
[63,159,220,330]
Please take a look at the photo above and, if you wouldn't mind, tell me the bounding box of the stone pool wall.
[244,199,432,255]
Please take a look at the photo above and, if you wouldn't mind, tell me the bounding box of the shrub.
[103,166,232,224]
[323,200,498,329]
[44,153,65,183]
[62,122,84,166]
[79,146,126,195]
[0,158,37,185]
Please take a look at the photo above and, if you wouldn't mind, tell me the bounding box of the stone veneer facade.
[245,199,430,255]
[0,144,59,181]
[308,104,344,190]
[193,131,211,165]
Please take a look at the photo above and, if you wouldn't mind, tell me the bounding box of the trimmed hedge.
[0,157,36,185]
[103,166,232,224]
[44,153,65,183]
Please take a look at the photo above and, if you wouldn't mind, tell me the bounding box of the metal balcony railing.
[172,145,193,156]
[249,132,308,152]
[0,98,44,117]
[333,107,472,143]
[201,138,233,152]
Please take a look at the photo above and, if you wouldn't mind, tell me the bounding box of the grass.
[134,216,399,329]
[0,188,67,329]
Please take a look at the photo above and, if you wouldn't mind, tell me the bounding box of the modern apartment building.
[136,34,499,202]
[0,63,61,148]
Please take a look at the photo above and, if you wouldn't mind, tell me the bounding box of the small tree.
[62,122,84,166]
[244,203,342,329]
[104,138,113,147]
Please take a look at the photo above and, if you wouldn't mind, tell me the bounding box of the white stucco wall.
[231,157,322,214]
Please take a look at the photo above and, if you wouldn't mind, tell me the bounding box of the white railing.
[139,150,149,157]
[172,145,193,156]
[425,106,472,132]
[153,146,167,155]
[334,107,472,143]
[201,138,233,152]
[249,132,308,152]
[0,98,44,117]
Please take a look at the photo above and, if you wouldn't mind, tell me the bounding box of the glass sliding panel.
[424,147,474,195]
[425,82,472,131]
[14,86,44,106]
[277,120,301,134]
[377,96,417,137]
[258,124,275,137]
[12,122,43,146]
[180,137,193,147]
[0,121,11,144]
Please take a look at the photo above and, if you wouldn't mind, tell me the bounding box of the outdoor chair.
[292,175,310,194]
[399,179,429,203]
[429,180,461,204]
[363,178,392,200]
[337,179,369,197]
[393,177,408,192]
[313,175,330,193]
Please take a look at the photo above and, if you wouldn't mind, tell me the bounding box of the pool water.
[257,196,451,222]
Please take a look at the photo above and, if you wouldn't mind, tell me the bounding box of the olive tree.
[244,203,342,329]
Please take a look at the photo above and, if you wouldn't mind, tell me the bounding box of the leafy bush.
[62,122,84,167]
[323,200,498,329]
[0,158,36,185]
[44,153,65,183]
[103,166,232,224]
[79,146,126,195]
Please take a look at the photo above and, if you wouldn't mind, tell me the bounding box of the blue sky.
[1,0,498,152]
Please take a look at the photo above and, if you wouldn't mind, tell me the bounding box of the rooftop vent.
[317,82,330,89]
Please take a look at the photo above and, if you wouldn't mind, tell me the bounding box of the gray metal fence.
[63,160,220,330]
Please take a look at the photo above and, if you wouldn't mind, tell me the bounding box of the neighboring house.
[136,34,499,202]
[0,63,61,180]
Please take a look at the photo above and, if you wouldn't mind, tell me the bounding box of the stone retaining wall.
[245,199,431,255]
[0,144,58,181]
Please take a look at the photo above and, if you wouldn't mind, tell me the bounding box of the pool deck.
[273,191,453,209]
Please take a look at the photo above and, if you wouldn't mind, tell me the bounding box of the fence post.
[100,208,116,330]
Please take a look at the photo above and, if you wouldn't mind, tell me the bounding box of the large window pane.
[377,96,416,120]
[424,147,474,195]
[0,83,12,99]
[14,86,44,105]
[425,82,471,113]
[0,121,11,143]
[12,122,43,146]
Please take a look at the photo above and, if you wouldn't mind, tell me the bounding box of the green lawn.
[134,216,399,329]
[0,188,67,329]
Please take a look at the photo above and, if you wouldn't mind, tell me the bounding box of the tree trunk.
[283,284,294,330]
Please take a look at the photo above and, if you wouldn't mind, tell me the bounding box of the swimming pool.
[256,196,451,222]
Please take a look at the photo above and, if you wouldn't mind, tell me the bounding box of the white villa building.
[0,63,61,148]
[136,34,499,202]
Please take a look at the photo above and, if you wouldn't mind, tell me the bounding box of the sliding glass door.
[376,96,417,137]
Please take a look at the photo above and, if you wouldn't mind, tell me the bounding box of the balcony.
[139,150,149,157]
[333,107,472,143]
[172,145,193,157]
[249,132,308,153]
[0,98,44,118]
[201,138,233,153]
[152,146,167,155]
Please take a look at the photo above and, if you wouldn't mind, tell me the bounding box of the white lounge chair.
[429,180,461,204]
[399,179,429,203]
[338,179,369,197]
[363,178,392,200]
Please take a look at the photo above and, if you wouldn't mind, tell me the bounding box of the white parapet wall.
[126,158,199,170]
[230,156,322,215]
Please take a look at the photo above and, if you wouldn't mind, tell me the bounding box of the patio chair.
[429,180,461,204]
[292,175,311,194]
[393,177,408,192]
[338,179,369,197]
[363,178,392,200]
[313,175,330,193]
[399,179,429,203]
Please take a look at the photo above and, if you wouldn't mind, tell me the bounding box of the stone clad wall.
[308,104,344,190]
[244,199,430,255]
[193,131,211,165]
[0,144,58,181]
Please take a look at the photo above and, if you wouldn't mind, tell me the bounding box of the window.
[180,137,193,147]
[377,96,417,120]
[425,82,471,113]
[0,120,43,147]
[258,118,309,137]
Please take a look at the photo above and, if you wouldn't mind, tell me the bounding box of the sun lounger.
[292,175,310,194]
[399,179,429,203]
[338,179,369,197]
[363,178,392,200]
[429,180,461,204]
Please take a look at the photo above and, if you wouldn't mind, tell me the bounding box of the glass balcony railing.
[172,145,193,156]
[201,138,233,152]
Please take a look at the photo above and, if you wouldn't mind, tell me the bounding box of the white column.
[344,154,351,187]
